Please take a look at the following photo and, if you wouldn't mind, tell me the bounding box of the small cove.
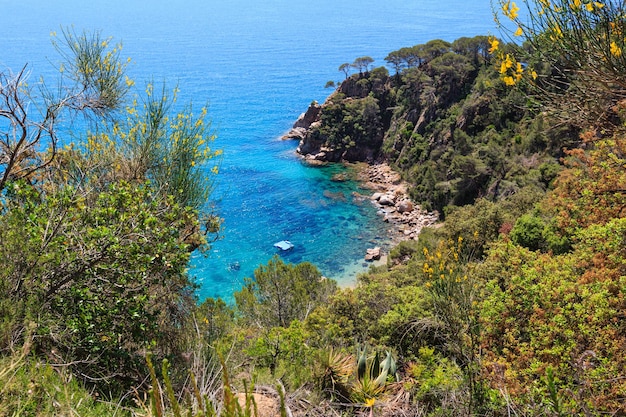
[0,0,500,301]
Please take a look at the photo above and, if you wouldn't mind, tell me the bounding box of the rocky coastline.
[283,103,439,261]
[357,162,439,245]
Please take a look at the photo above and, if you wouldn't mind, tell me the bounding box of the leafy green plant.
[315,344,398,406]
[404,347,463,409]
[0,353,125,417]
[351,346,398,404]
[234,257,336,328]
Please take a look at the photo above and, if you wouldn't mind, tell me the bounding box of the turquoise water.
[0,0,499,301]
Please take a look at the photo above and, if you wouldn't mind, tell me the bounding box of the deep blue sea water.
[0,0,500,301]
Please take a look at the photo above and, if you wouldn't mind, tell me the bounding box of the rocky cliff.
[284,37,576,213]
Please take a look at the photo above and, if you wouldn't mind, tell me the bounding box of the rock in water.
[365,247,381,261]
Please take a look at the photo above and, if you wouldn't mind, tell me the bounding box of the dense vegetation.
[1,1,625,416]
[0,28,222,413]
[306,36,577,215]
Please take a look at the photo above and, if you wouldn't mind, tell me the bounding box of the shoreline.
[324,161,439,287]
[283,106,438,279]
[353,161,439,245]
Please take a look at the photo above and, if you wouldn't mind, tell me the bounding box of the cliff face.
[284,69,391,163]
[291,50,479,165]
[289,37,578,213]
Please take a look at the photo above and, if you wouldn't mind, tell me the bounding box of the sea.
[0,0,500,302]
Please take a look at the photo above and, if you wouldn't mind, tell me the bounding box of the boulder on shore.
[397,200,414,213]
[378,194,395,206]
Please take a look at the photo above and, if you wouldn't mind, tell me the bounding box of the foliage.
[315,345,398,406]
[0,352,127,417]
[194,297,235,345]
[543,133,626,238]
[493,0,626,128]
[85,83,221,211]
[314,347,354,401]
[403,347,464,412]
[351,56,375,74]
[479,230,626,414]
[142,354,285,417]
[308,92,384,161]
[234,256,336,328]
[306,35,573,214]
[0,181,200,394]
[243,320,314,387]
[0,29,128,192]
[4,4,626,414]
[0,28,220,402]
[51,27,132,113]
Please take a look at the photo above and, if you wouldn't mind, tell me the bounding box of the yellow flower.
[570,0,581,10]
[503,76,516,86]
[511,2,520,18]
[531,69,538,80]
[611,41,622,57]
[488,37,500,54]
[586,2,603,11]
[365,398,376,408]
[514,26,523,36]
[502,1,520,19]
[500,54,514,75]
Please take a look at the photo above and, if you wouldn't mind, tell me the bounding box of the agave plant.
[316,344,399,406]
[352,345,398,404]
[316,347,354,402]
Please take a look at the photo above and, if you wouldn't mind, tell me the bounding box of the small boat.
[273,240,294,251]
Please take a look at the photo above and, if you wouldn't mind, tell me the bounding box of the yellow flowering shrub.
[492,0,626,127]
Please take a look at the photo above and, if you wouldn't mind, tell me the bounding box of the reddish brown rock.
[397,200,414,213]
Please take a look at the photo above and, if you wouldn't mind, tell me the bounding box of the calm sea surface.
[0,0,499,301]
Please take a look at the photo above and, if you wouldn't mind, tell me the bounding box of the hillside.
[287,36,578,215]
[1,1,626,416]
